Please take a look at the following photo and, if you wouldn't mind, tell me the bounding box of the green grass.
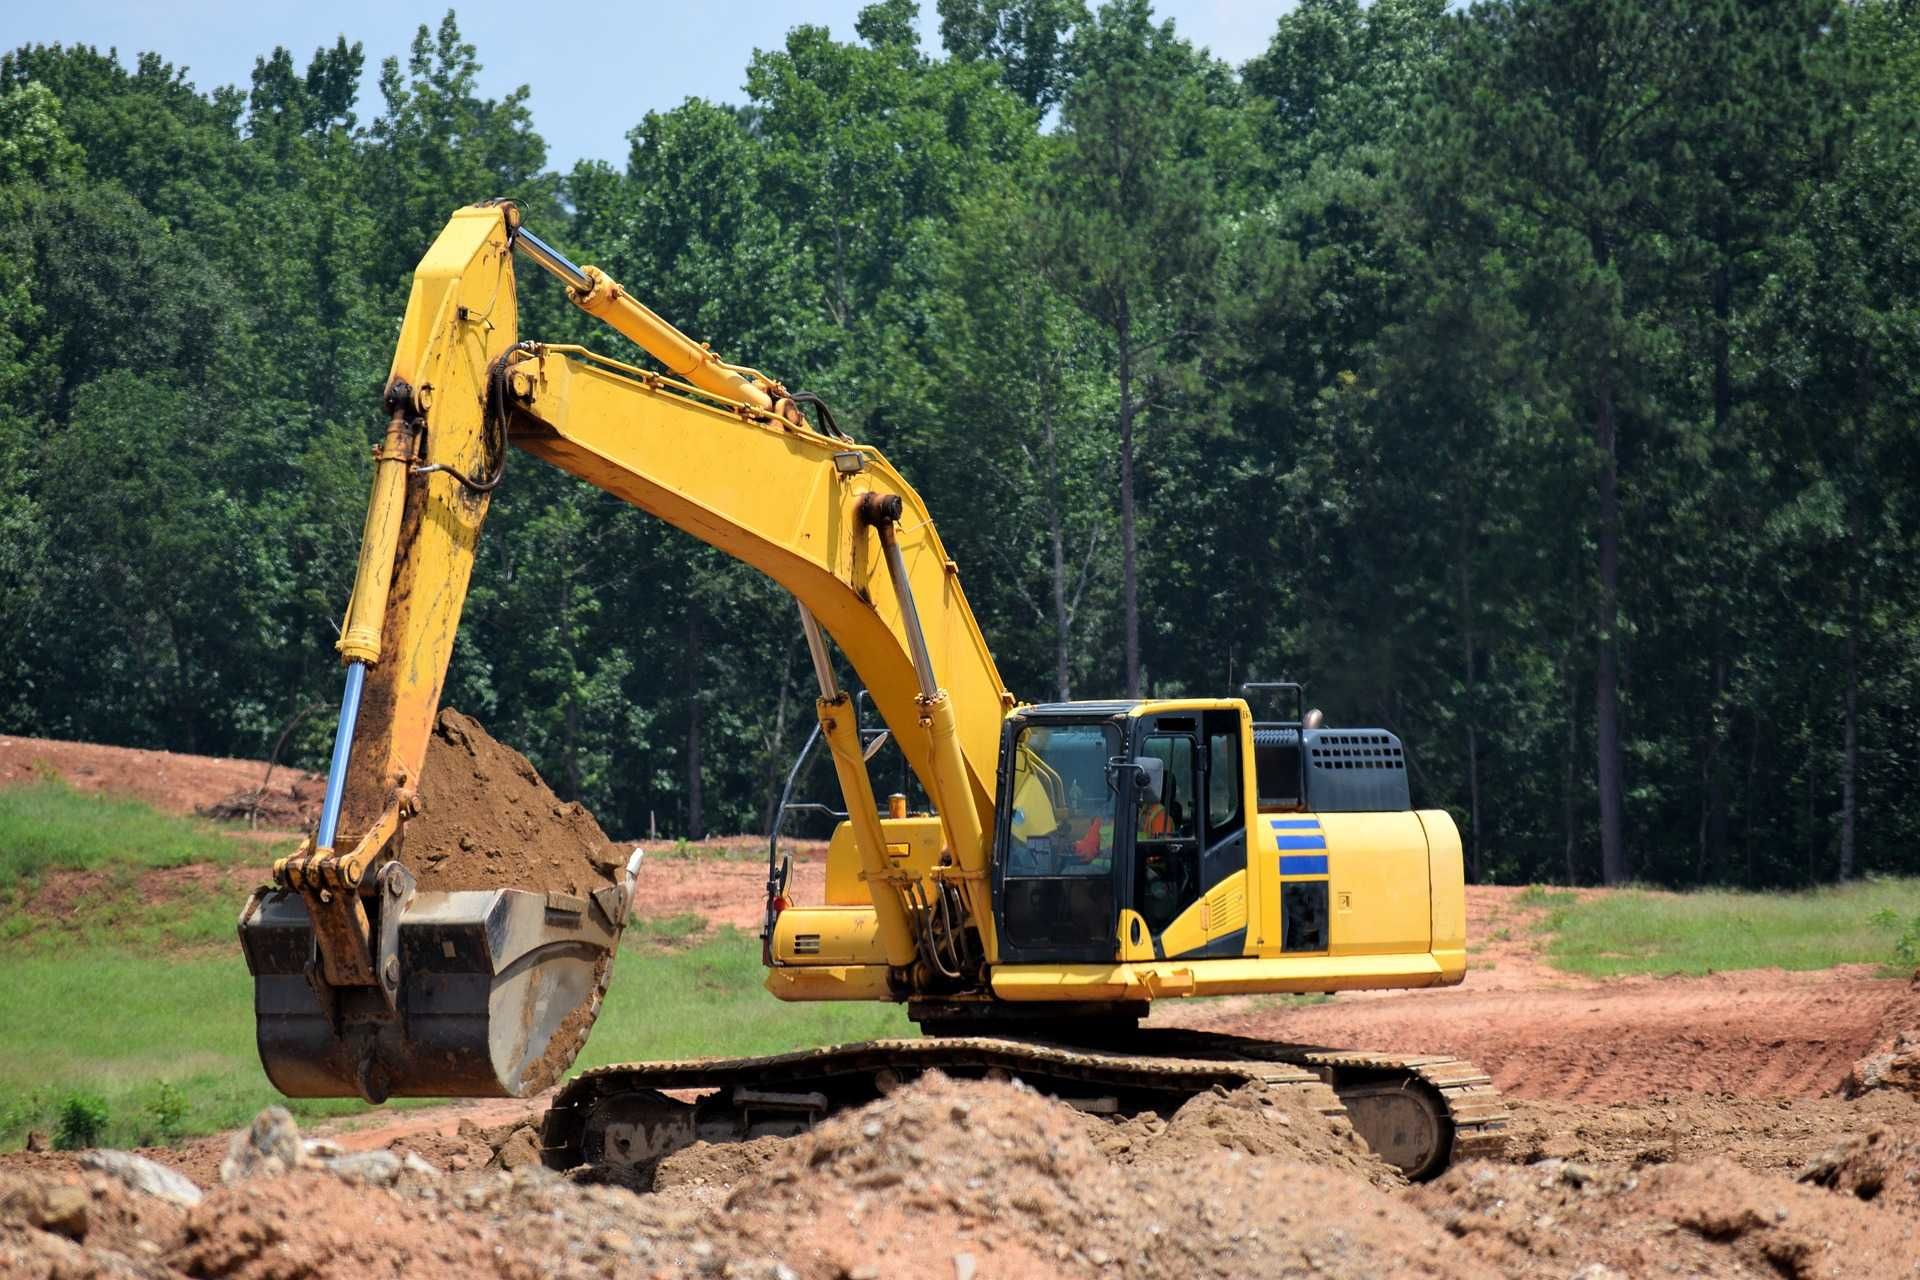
[0,780,908,1149]
[0,868,254,952]
[0,951,380,1148]
[579,927,912,1070]
[0,780,282,889]
[1514,884,1577,910]
[0,921,908,1149]
[1532,877,1920,978]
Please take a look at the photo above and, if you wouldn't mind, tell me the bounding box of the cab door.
[1149,709,1251,959]
[990,718,1125,964]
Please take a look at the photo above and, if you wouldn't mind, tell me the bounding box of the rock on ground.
[1843,1030,1920,1100]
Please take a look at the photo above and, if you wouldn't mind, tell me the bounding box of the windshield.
[1006,721,1118,876]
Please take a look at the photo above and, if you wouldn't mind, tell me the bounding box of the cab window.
[1001,721,1121,958]
[1207,729,1240,832]
[1138,734,1196,840]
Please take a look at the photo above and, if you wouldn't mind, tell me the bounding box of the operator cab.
[990,700,1250,965]
[989,686,1413,967]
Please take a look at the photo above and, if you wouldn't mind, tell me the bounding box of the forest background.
[1,0,1916,889]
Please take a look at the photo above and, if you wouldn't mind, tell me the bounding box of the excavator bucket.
[238,875,631,1101]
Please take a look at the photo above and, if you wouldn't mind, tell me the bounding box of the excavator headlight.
[832,450,865,476]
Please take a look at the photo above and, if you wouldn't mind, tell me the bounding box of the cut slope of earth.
[0,734,321,826]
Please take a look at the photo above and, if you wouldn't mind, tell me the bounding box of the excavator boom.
[241,201,1013,1100]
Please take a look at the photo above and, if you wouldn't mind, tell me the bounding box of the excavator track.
[1125,1029,1510,1176]
[539,1033,1505,1182]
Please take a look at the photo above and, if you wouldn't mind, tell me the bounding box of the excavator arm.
[242,201,1012,1101]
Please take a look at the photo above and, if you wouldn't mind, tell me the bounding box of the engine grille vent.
[1307,733,1406,771]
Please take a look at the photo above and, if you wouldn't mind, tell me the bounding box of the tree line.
[2,0,1916,887]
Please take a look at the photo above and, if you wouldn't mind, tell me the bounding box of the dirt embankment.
[0,734,323,828]
[9,1072,1920,1280]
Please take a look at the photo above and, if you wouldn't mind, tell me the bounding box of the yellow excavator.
[238,201,1505,1180]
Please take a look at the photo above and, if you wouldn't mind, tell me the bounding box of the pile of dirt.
[1501,1091,1920,1176]
[13,1081,1920,1280]
[1798,1126,1920,1216]
[405,709,623,897]
[1413,1156,1920,1278]
[2,1164,190,1277]
[1084,1079,1402,1188]
[711,1073,1468,1279]
[0,734,323,821]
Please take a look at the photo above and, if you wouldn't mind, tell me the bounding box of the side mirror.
[1106,756,1166,796]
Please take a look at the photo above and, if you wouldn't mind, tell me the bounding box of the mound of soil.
[1501,1091,1920,1177]
[14,1082,1920,1280]
[198,776,324,829]
[721,1072,1471,1279]
[1087,1080,1402,1188]
[1843,1030,1920,1100]
[1798,1126,1920,1216]
[1414,1156,1920,1279]
[405,709,622,897]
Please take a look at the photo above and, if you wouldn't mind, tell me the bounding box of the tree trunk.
[686,600,705,841]
[1118,326,1140,698]
[1457,516,1481,883]
[1805,672,1818,885]
[1743,712,1760,884]
[1839,568,1858,881]
[1563,657,1580,886]
[1594,382,1626,885]
[1044,408,1072,701]
[1838,346,1870,882]
[561,695,582,801]
[1697,640,1727,882]
[1701,239,1732,881]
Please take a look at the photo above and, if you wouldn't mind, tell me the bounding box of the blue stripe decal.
[1269,819,1322,830]
[1279,854,1329,876]
[1276,835,1327,850]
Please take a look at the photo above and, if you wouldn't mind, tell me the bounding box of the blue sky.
[1,2,1295,172]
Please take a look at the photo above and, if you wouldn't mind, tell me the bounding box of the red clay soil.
[1197,965,1914,1104]
[631,845,826,931]
[1502,1091,1920,1176]
[0,733,321,825]
[9,1067,1920,1278]
[405,709,623,898]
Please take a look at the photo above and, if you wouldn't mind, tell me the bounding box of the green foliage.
[146,1082,189,1140]
[938,0,1086,110]
[0,81,83,184]
[53,1093,108,1150]
[2,1,1920,888]
[1880,909,1920,969]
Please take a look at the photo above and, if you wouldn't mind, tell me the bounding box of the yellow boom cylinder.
[336,398,415,665]
[920,689,995,957]
[568,267,775,412]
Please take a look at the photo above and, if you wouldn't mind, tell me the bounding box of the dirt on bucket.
[403,709,624,898]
